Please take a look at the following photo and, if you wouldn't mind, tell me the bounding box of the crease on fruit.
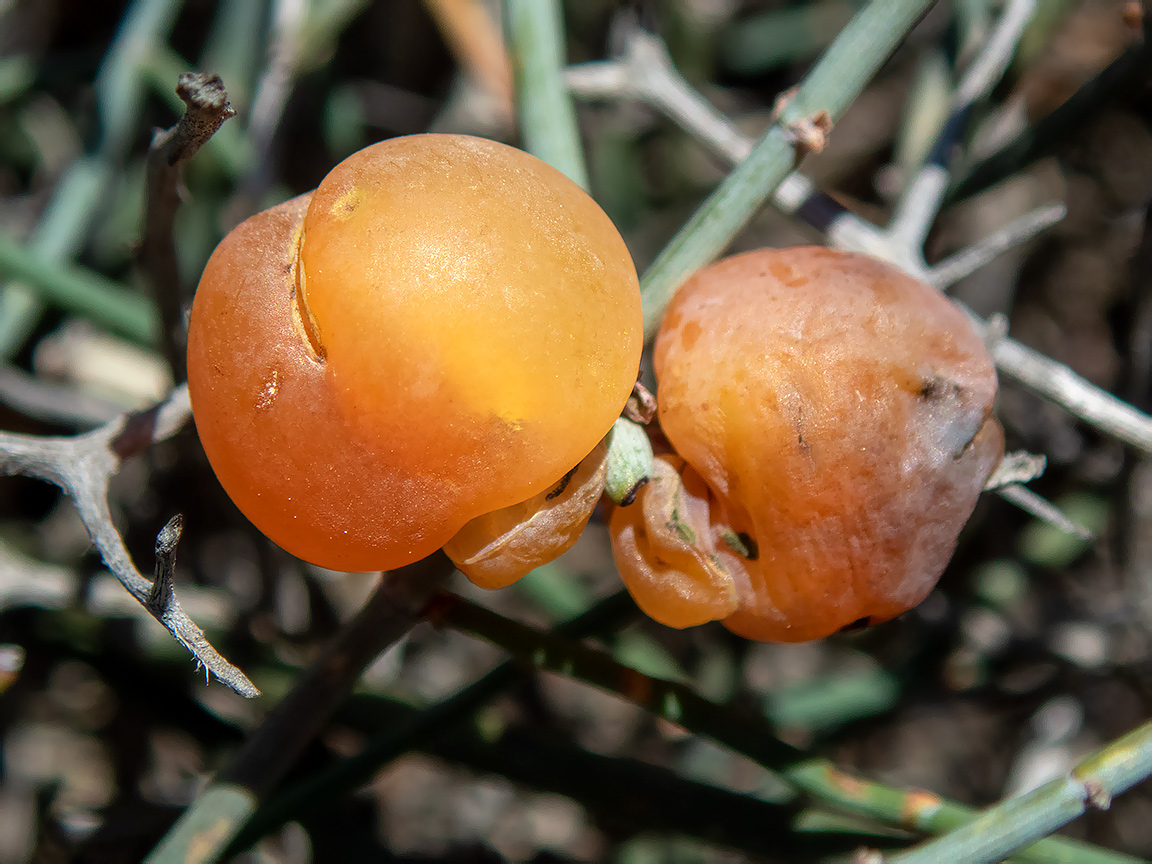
[291,220,326,361]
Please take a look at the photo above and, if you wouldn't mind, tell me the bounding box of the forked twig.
[145,554,455,864]
[565,21,1152,458]
[0,383,258,698]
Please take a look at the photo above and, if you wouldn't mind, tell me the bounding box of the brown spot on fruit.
[680,320,702,351]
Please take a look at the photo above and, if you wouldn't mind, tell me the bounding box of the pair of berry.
[188,134,1001,643]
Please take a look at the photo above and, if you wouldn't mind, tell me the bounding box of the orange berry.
[187,134,642,573]
[612,246,1003,642]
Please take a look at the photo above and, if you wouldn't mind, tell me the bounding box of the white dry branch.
[984,450,1047,489]
[883,0,1038,267]
[565,22,1152,460]
[0,383,259,697]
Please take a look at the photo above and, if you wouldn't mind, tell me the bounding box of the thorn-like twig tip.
[984,450,1047,490]
[930,201,1067,288]
[996,484,1095,540]
[149,513,183,609]
[155,512,184,555]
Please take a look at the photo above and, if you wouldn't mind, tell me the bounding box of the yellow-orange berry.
[612,246,1003,642]
[188,134,642,572]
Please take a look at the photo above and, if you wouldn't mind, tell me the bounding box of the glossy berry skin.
[617,246,1003,642]
[188,134,642,572]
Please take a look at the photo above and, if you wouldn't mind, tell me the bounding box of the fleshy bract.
[188,134,642,572]
[612,246,1003,642]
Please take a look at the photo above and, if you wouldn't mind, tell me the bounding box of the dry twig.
[565,21,1152,459]
[141,72,236,382]
[0,383,258,698]
[145,554,455,863]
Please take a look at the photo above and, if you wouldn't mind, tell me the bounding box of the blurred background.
[1,0,1151,861]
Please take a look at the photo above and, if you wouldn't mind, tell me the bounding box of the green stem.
[0,159,113,358]
[0,232,158,345]
[227,590,639,853]
[886,722,1152,864]
[94,0,185,159]
[640,0,937,339]
[719,0,865,76]
[199,0,264,111]
[321,692,904,861]
[443,594,1142,864]
[506,0,589,189]
[0,0,181,362]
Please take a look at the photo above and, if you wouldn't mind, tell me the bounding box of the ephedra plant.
[1,1,1152,862]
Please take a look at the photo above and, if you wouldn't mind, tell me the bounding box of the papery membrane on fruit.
[445,438,610,589]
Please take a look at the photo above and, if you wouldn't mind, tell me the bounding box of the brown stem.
[140,73,236,382]
[220,553,454,796]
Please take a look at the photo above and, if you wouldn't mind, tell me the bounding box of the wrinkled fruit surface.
[444,437,610,589]
[613,246,1003,642]
[188,134,642,572]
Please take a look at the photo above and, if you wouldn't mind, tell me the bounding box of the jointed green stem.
[639,0,937,339]
[506,0,589,189]
[0,232,158,346]
[888,723,1152,864]
[443,593,1141,864]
